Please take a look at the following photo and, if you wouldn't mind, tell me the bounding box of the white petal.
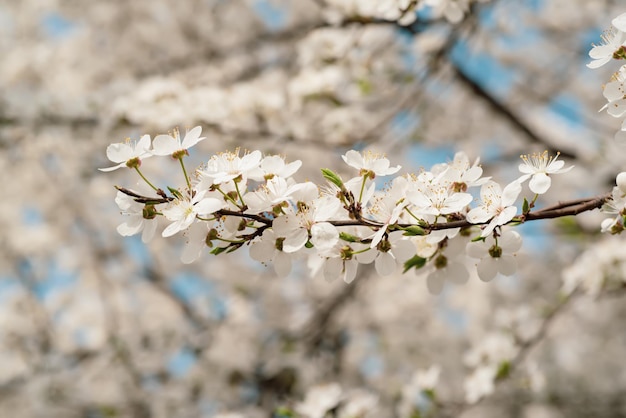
[117,218,143,236]
[356,248,377,264]
[181,126,205,149]
[392,238,417,262]
[467,207,493,224]
[106,143,133,163]
[343,261,358,283]
[617,172,626,193]
[492,206,517,228]
[529,173,551,194]
[98,163,125,172]
[323,258,342,282]
[162,220,183,237]
[195,198,223,215]
[250,239,275,262]
[501,181,522,206]
[612,12,626,32]
[466,240,488,259]
[342,150,363,170]
[476,258,499,282]
[497,255,517,276]
[274,251,292,278]
[375,252,396,276]
[283,229,308,253]
[427,270,445,295]
[499,230,522,252]
[141,219,157,243]
[152,135,179,156]
[311,222,339,251]
[272,215,292,237]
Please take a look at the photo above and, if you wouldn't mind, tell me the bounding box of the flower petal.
[375,252,396,276]
[528,173,551,194]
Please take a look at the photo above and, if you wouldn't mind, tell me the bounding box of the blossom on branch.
[100,135,152,171]
[466,230,522,282]
[151,126,206,157]
[517,151,573,195]
[466,180,521,237]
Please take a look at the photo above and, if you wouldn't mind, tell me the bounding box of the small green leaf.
[210,246,228,256]
[402,225,426,236]
[339,232,360,242]
[167,187,183,200]
[471,235,485,242]
[403,255,427,273]
[321,168,345,190]
[522,197,529,214]
[495,361,511,380]
[305,240,314,249]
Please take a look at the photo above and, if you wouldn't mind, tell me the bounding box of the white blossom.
[517,151,573,194]
[466,181,521,237]
[466,230,522,282]
[161,190,224,237]
[587,29,626,69]
[100,135,152,171]
[342,150,401,177]
[114,191,157,243]
[151,126,206,156]
[199,149,263,185]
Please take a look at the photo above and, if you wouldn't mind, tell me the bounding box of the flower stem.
[234,180,246,207]
[358,175,367,203]
[178,157,192,194]
[134,167,158,191]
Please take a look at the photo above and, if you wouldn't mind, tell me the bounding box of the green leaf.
[321,168,345,190]
[403,255,427,273]
[210,246,228,256]
[339,232,360,242]
[471,235,485,242]
[522,197,529,214]
[273,407,295,418]
[304,240,314,249]
[402,225,426,236]
[167,187,183,200]
[495,361,511,380]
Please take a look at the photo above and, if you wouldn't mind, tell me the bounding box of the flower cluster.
[588,12,626,141]
[600,172,626,234]
[100,126,597,294]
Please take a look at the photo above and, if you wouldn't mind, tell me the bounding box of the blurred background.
[1,0,626,417]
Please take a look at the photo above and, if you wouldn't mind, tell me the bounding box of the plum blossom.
[199,148,262,185]
[466,230,522,282]
[601,65,626,117]
[423,237,469,295]
[466,180,521,237]
[358,232,415,276]
[249,229,294,278]
[517,151,573,194]
[587,29,626,69]
[600,171,626,234]
[161,190,224,237]
[248,155,302,181]
[367,177,409,247]
[245,177,304,214]
[342,149,401,178]
[100,134,152,171]
[272,195,341,253]
[114,191,157,243]
[151,126,206,156]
